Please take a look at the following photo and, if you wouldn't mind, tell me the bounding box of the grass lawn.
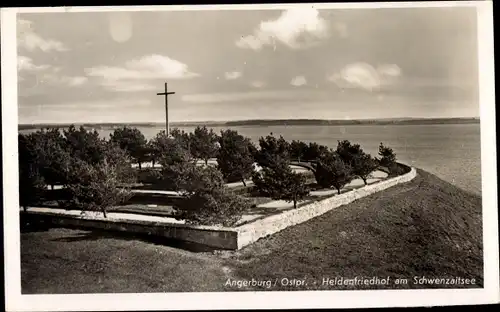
[21,169,483,293]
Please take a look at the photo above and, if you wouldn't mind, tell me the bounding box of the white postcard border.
[2,2,498,311]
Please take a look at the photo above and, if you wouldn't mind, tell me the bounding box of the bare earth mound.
[20,169,483,293]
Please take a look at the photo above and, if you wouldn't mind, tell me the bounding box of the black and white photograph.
[2,1,498,310]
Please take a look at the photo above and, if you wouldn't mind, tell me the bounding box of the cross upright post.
[156,82,176,137]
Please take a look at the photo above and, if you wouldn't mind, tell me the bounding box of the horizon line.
[18,116,480,126]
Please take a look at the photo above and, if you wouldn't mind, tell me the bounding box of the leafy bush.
[252,160,309,208]
[178,164,226,195]
[177,187,251,227]
[314,151,353,194]
[387,163,405,177]
[217,129,255,185]
[170,164,250,226]
[137,168,163,184]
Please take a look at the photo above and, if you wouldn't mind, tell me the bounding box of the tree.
[352,153,379,185]
[64,157,132,218]
[170,128,193,155]
[157,137,197,190]
[18,134,46,210]
[145,140,157,167]
[149,131,169,166]
[289,140,308,162]
[190,126,219,165]
[377,142,402,176]
[314,151,353,194]
[157,135,193,167]
[217,129,255,185]
[109,126,148,169]
[336,140,363,165]
[256,133,290,168]
[103,141,137,185]
[377,142,397,167]
[303,142,329,162]
[25,128,71,189]
[63,125,106,165]
[336,140,379,185]
[252,160,309,208]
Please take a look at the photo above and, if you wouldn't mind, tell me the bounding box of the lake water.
[21,123,482,195]
[94,123,482,195]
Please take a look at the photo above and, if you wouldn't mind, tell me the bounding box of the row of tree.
[250,138,398,208]
[19,126,135,217]
[107,126,394,173]
[19,124,399,224]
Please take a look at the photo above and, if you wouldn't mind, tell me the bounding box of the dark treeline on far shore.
[19,124,404,226]
[18,117,480,131]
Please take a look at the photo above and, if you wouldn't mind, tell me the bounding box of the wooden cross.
[156,82,176,137]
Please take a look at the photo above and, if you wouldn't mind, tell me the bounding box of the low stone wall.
[235,166,417,249]
[21,211,239,250]
[23,166,416,250]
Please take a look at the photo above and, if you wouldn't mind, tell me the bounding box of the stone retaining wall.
[21,211,239,250]
[235,167,417,249]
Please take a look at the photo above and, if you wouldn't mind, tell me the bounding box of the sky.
[17,6,480,124]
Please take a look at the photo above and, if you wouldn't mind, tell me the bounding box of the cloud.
[236,8,330,50]
[334,22,348,38]
[18,56,50,72]
[182,90,308,103]
[291,75,307,86]
[224,71,242,80]
[62,76,88,86]
[18,55,87,88]
[99,80,157,92]
[86,54,198,92]
[250,80,266,88]
[38,73,88,87]
[17,19,69,52]
[377,64,402,78]
[328,63,402,91]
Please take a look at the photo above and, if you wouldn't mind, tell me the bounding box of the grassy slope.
[227,169,483,290]
[21,169,483,293]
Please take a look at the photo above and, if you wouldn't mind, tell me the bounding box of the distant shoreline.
[18,117,480,130]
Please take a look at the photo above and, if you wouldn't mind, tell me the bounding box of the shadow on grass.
[50,227,221,253]
[20,213,221,252]
[21,220,52,233]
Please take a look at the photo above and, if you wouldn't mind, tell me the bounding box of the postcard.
[2,1,498,311]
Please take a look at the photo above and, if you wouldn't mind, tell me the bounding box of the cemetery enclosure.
[22,166,416,250]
